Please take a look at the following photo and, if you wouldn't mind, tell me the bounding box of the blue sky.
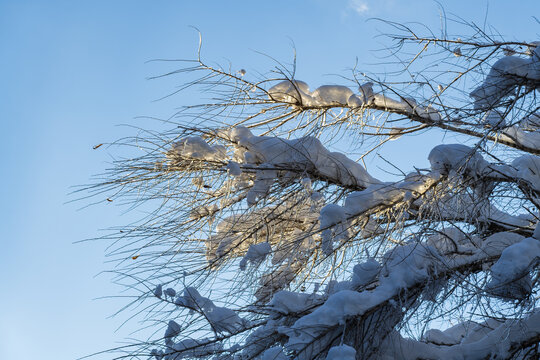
[1,1,538,359]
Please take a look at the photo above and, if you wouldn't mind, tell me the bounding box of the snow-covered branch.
[88,21,540,360]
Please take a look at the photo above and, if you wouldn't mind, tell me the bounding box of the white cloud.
[349,0,369,15]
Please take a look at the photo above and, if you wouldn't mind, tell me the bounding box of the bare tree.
[86,17,540,360]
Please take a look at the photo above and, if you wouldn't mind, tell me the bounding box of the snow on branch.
[257,230,538,359]
[382,309,540,359]
[88,24,540,360]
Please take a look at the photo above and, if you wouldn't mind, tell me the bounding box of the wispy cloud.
[349,0,369,15]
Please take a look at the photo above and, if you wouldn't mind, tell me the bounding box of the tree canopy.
[88,18,540,360]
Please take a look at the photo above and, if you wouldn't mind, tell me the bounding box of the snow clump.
[512,154,540,192]
[269,290,323,315]
[470,43,540,109]
[261,346,288,360]
[319,204,348,255]
[226,161,242,176]
[153,284,163,298]
[239,242,272,270]
[267,80,313,105]
[326,344,356,360]
[226,126,379,195]
[312,85,354,106]
[163,288,176,298]
[169,136,227,161]
[164,320,182,340]
[351,258,380,288]
[428,144,488,176]
[174,287,247,334]
[486,236,540,300]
